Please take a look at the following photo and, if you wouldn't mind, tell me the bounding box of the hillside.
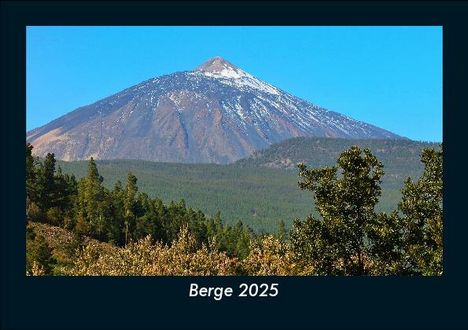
[58,160,310,233]
[27,222,117,275]
[57,138,438,233]
[236,137,439,189]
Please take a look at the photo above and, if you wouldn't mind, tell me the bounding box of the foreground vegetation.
[26,142,443,276]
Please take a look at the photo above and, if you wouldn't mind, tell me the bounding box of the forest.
[26,142,443,276]
[56,138,438,233]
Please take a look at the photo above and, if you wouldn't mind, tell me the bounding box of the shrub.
[26,202,43,222]
[242,235,313,275]
[26,229,55,275]
[64,227,240,276]
[46,207,63,226]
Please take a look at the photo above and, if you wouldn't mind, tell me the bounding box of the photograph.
[25,26,442,276]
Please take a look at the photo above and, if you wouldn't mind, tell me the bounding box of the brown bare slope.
[27,57,402,163]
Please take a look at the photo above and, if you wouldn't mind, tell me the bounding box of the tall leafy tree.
[291,146,384,275]
[399,147,443,275]
[366,211,406,274]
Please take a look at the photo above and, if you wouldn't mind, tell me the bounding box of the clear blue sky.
[26,26,442,142]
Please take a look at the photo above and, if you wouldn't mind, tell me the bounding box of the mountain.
[27,56,402,163]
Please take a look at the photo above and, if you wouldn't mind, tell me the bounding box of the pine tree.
[109,180,125,245]
[26,144,40,221]
[26,143,37,203]
[53,166,77,210]
[75,158,106,237]
[124,172,138,245]
[36,153,57,213]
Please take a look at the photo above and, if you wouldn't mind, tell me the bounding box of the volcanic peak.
[195,56,248,79]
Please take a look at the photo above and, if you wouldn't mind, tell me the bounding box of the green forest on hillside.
[236,138,438,181]
[56,138,437,233]
[26,141,443,276]
[57,160,310,233]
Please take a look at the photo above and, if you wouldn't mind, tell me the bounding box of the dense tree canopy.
[290,145,443,275]
[398,147,443,275]
[26,143,443,276]
[26,143,254,275]
[291,146,384,275]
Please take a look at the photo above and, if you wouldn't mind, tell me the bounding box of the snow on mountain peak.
[195,56,248,79]
[193,56,280,95]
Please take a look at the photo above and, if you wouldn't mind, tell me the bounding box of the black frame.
[2,1,467,329]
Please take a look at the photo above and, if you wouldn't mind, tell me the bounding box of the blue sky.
[26,26,442,142]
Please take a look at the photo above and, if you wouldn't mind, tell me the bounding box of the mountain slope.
[27,57,402,163]
[236,137,439,189]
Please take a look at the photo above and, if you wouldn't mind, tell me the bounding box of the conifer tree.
[36,153,57,213]
[124,172,138,244]
[76,158,106,237]
[26,144,40,221]
[53,166,77,210]
[26,143,37,203]
[109,180,125,244]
